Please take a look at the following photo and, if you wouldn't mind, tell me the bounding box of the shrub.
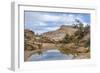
[62,34,71,43]
[85,38,90,48]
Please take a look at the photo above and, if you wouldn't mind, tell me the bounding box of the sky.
[24,11,90,34]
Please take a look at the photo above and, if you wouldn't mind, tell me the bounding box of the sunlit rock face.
[42,25,78,42]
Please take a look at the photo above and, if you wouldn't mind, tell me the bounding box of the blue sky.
[24,11,90,34]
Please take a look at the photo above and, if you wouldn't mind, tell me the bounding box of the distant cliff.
[42,25,78,41]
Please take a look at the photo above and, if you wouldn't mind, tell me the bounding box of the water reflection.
[28,49,74,61]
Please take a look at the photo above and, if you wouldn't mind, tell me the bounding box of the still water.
[28,49,74,61]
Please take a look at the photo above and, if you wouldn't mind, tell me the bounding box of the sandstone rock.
[42,25,78,41]
[24,29,41,50]
[76,47,89,53]
[74,52,90,59]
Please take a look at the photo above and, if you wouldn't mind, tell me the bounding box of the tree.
[62,34,71,43]
[74,19,84,39]
[84,24,90,35]
[72,23,78,28]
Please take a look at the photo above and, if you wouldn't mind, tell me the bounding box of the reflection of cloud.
[25,11,90,34]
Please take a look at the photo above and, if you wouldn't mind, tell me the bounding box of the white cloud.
[40,14,77,25]
[37,22,47,26]
[62,14,75,24]
[42,14,61,22]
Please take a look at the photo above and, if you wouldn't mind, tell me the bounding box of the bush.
[85,38,90,48]
[60,34,77,44]
[62,34,71,43]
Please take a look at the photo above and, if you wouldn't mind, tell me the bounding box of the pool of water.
[28,49,74,61]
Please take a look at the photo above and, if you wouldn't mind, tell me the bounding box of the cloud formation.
[25,11,90,34]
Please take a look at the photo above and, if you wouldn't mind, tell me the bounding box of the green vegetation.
[61,34,71,43]
[74,19,84,39]
[85,38,90,48]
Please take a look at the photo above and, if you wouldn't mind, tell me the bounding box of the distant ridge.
[42,25,78,41]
